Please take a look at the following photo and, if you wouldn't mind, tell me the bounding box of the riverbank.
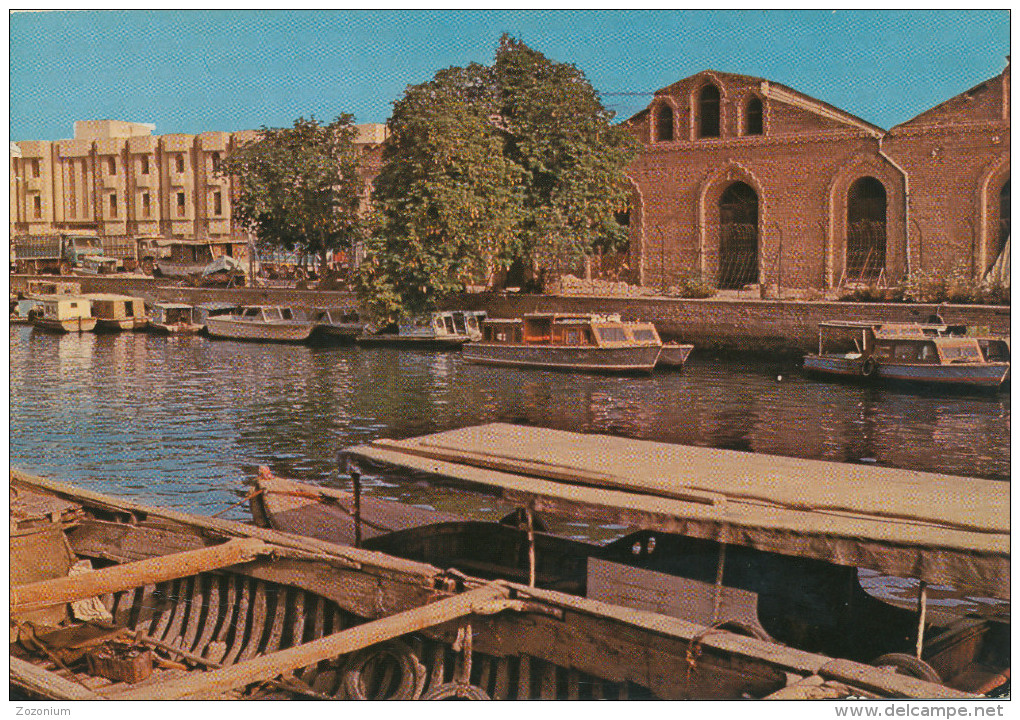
[10,274,1009,354]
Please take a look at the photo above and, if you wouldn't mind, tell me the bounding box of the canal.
[10,325,1009,536]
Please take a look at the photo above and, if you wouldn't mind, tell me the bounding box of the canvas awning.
[342,423,1009,599]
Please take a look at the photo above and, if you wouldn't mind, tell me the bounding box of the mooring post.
[712,542,727,624]
[526,507,537,588]
[915,581,928,659]
[351,470,362,549]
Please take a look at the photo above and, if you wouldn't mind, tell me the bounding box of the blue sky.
[9,10,1010,141]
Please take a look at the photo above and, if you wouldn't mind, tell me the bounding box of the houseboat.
[83,293,148,332]
[147,303,204,335]
[12,469,970,701]
[355,311,478,349]
[462,313,663,373]
[336,423,1009,696]
[29,295,96,333]
[803,321,1009,390]
[205,305,314,343]
[306,307,366,344]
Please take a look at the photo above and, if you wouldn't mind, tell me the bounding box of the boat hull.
[657,343,694,369]
[94,318,149,332]
[148,322,204,335]
[355,334,469,349]
[803,354,865,377]
[31,316,97,333]
[463,343,661,373]
[205,317,314,343]
[805,354,1009,388]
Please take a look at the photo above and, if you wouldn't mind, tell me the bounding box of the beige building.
[10,120,388,242]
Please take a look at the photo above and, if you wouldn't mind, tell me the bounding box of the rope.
[210,487,264,518]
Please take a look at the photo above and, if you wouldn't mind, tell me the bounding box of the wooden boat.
[83,293,149,332]
[10,470,970,701]
[657,341,695,369]
[338,423,1010,695]
[148,302,204,335]
[29,295,97,333]
[803,321,1009,389]
[205,305,315,343]
[356,311,477,349]
[307,307,366,344]
[463,313,663,373]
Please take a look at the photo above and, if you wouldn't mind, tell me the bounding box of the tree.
[219,116,365,273]
[359,65,522,319]
[361,36,638,317]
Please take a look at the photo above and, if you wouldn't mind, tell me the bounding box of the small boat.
[355,311,476,349]
[803,321,1009,390]
[148,303,203,335]
[83,293,148,332]
[657,341,695,369]
[463,313,662,373]
[29,295,97,333]
[11,469,968,701]
[338,423,1010,695]
[205,305,314,343]
[307,307,366,344]
[193,301,239,333]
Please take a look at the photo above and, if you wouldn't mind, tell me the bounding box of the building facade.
[623,61,1010,290]
[10,120,387,243]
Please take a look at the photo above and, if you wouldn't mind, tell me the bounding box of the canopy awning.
[342,423,1009,599]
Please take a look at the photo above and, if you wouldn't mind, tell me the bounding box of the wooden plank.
[819,659,974,700]
[9,656,101,700]
[113,584,509,700]
[12,538,269,613]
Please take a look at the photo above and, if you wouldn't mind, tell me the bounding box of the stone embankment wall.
[10,275,1009,355]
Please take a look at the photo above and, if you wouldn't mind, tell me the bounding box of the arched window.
[745,97,763,135]
[699,84,721,138]
[846,177,887,282]
[992,179,1010,271]
[655,104,674,142]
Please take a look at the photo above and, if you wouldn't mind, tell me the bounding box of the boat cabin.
[25,280,81,297]
[193,302,238,326]
[84,294,146,322]
[150,303,197,326]
[492,313,661,348]
[39,295,92,322]
[235,306,299,323]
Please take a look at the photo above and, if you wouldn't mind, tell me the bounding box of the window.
[30,159,40,178]
[109,194,118,218]
[655,104,674,142]
[142,193,151,217]
[211,152,221,172]
[699,84,721,138]
[141,156,150,175]
[213,191,223,216]
[596,326,628,342]
[125,302,134,318]
[632,328,657,342]
[108,157,116,175]
[177,192,186,217]
[175,154,184,173]
[32,195,41,218]
[745,97,763,135]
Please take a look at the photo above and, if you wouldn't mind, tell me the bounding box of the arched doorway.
[846,177,887,282]
[718,182,758,289]
[992,179,1010,270]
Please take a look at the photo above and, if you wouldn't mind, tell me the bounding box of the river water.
[10,325,1009,534]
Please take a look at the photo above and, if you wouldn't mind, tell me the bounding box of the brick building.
[9,120,387,243]
[622,61,1010,291]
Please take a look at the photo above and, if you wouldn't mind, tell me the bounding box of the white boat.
[306,307,365,343]
[29,295,97,333]
[356,311,479,349]
[148,303,203,335]
[205,305,314,343]
[803,321,1009,390]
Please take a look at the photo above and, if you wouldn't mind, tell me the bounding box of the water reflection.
[9,328,1009,527]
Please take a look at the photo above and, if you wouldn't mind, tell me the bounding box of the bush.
[665,273,717,299]
[898,264,1008,305]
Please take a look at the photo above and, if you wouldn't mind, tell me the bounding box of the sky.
[9,10,1011,142]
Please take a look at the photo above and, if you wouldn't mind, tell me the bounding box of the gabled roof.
[890,69,1008,131]
[627,69,885,135]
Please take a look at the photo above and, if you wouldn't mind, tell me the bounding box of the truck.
[101,235,160,275]
[14,234,120,276]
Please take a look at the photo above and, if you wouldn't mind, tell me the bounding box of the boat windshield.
[595,326,628,343]
[242,308,262,319]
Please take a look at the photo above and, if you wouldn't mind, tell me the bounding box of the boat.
[306,307,366,344]
[193,301,240,332]
[336,423,1010,695]
[10,470,971,701]
[355,311,478,349]
[803,321,1009,389]
[148,302,204,335]
[205,305,315,343]
[82,293,149,332]
[657,341,695,369]
[462,313,663,373]
[29,294,97,333]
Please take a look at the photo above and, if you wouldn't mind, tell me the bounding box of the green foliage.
[839,264,1010,305]
[219,116,365,267]
[360,35,640,318]
[665,272,717,299]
